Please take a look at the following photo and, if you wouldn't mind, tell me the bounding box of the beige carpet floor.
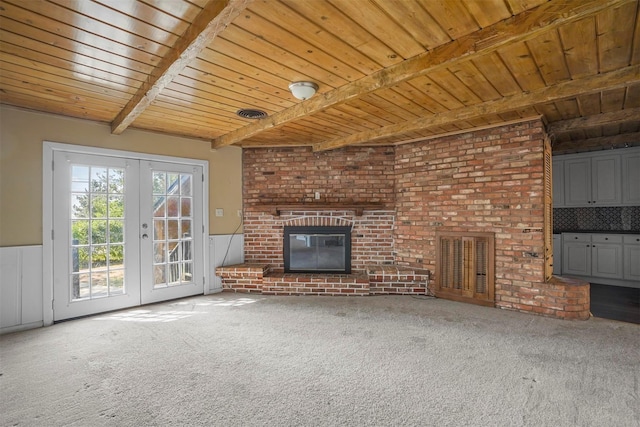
[1,293,639,426]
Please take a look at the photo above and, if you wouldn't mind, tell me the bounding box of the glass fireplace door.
[284,226,351,273]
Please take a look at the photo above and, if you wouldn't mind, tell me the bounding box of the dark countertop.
[554,230,640,234]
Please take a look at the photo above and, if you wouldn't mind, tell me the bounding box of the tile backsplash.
[554,206,640,232]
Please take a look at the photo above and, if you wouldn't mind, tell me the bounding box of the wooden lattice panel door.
[435,231,495,307]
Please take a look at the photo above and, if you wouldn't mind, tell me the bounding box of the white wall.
[0,246,43,333]
[209,234,244,292]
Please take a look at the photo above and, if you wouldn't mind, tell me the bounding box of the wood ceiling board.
[415,0,481,40]
[554,99,582,120]
[527,30,572,86]
[47,0,181,46]
[428,68,484,106]
[134,105,242,133]
[407,75,465,111]
[139,0,208,21]
[0,57,136,98]
[471,53,525,97]
[0,30,149,83]
[326,0,425,60]
[94,0,194,34]
[600,87,627,112]
[0,18,156,76]
[497,42,546,92]
[0,42,143,89]
[232,5,366,82]
[167,75,286,113]
[357,92,422,122]
[311,110,379,134]
[558,17,599,78]
[0,92,114,121]
[448,61,502,102]
[624,84,640,107]
[248,0,383,75]
[337,99,400,127]
[461,0,513,28]
[0,1,162,67]
[219,22,350,88]
[192,52,292,95]
[151,91,250,127]
[0,81,124,119]
[371,0,451,50]
[619,121,640,133]
[576,92,603,116]
[4,0,170,57]
[388,82,444,114]
[597,1,637,72]
[372,87,434,117]
[279,0,402,68]
[0,65,133,104]
[332,104,397,128]
[506,0,548,15]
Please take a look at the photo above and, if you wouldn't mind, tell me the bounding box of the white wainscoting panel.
[1,246,43,333]
[208,234,244,293]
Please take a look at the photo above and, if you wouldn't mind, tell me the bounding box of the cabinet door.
[622,152,640,205]
[563,241,591,276]
[591,155,621,205]
[623,236,640,282]
[591,243,623,279]
[563,158,591,206]
[552,159,564,207]
[552,235,562,275]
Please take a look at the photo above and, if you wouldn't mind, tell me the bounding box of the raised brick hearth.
[216,263,431,296]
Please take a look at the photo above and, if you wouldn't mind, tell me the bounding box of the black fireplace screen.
[283,226,351,273]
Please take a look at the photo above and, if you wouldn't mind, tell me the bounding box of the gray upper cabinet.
[554,147,639,208]
[622,151,640,205]
[552,159,564,207]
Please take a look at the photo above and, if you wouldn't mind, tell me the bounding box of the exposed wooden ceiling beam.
[312,65,640,152]
[211,0,630,149]
[548,108,640,134]
[111,0,252,135]
[553,132,640,154]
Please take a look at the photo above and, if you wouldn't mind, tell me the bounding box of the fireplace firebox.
[283,226,352,274]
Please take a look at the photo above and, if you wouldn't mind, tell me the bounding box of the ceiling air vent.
[236,109,267,119]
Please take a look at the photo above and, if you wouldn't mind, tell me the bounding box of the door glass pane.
[70,164,127,301]
[151,170,195,288]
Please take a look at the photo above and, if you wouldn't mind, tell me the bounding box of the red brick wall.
[243,146,395,207]
[242,146,397,273]
[394,119,548,313]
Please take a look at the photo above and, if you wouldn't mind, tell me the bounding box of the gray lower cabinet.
[591,235,623,279]
[563,234,591,276]
[562,233,638,283]
[623,235,640,282]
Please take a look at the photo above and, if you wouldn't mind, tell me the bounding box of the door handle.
[142,233,149,239]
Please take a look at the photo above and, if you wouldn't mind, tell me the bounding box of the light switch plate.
[215,208,224,217]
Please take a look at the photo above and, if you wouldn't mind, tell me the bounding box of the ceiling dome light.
[288,81,318,100]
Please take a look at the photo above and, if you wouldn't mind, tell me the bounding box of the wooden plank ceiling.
[1,0,639,154]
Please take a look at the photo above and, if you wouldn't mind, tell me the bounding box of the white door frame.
[43,141,209,326]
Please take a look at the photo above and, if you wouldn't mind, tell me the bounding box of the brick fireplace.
[216,118,589,319]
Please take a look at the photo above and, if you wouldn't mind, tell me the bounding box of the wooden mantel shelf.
[261,203,386,216]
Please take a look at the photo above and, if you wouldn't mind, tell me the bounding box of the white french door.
[52,152,204,321]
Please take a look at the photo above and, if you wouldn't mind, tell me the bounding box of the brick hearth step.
[262,272,370,296]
